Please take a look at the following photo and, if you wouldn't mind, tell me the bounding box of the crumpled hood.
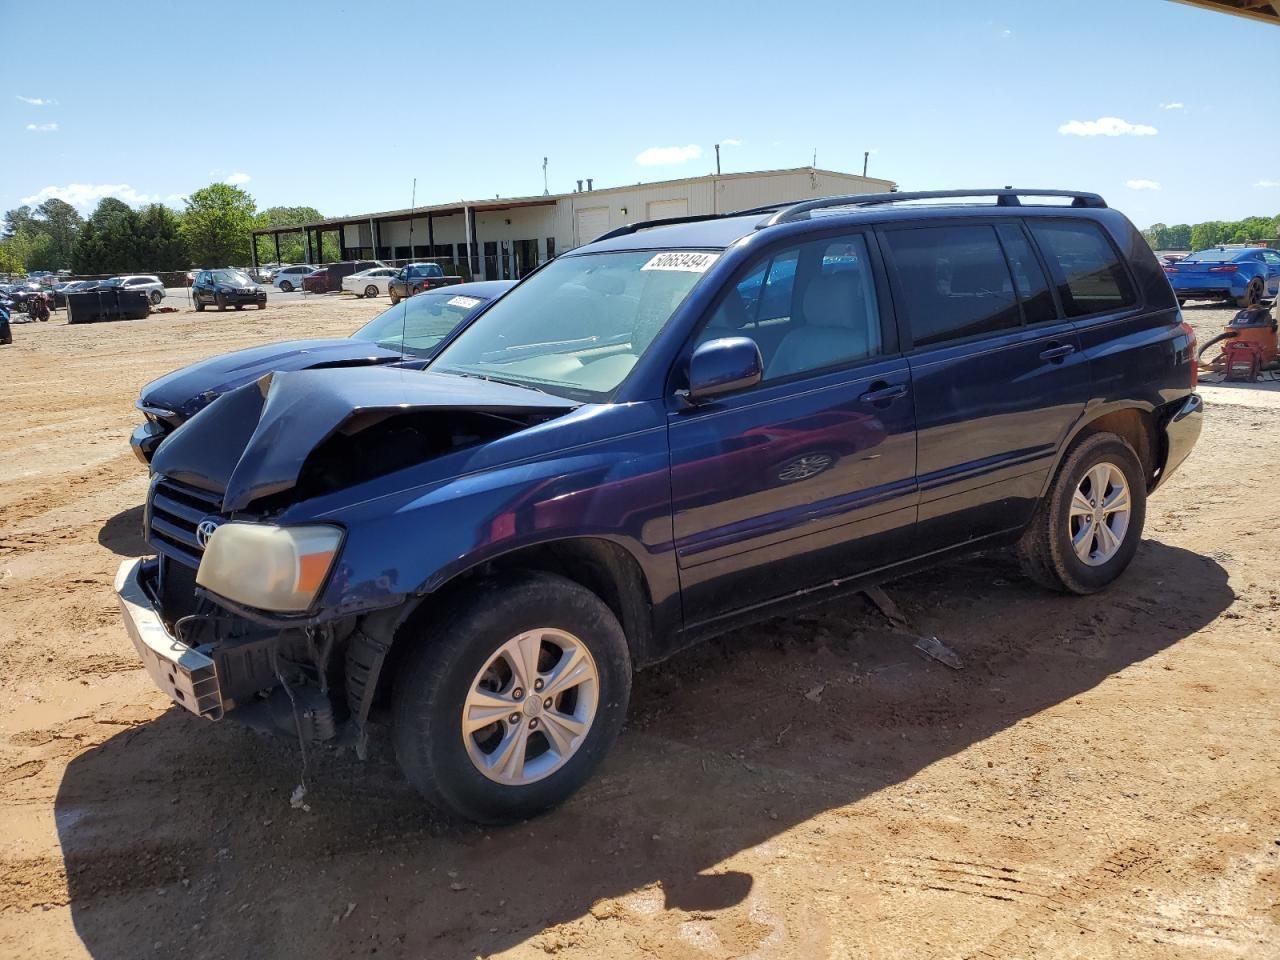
[150,366,578,512]
[139,338,406,418]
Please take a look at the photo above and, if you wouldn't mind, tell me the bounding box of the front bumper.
[115,558,224,719]
[1155,393,1203,491]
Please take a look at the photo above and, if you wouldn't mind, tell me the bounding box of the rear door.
[668,229,918,628]
[879,219,1091,547]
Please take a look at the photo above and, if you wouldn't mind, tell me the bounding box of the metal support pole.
[305,229,313,264]
[250,234,259,276]
[427,212,435,260]
[274,232,281,266]
[464,206,475,279]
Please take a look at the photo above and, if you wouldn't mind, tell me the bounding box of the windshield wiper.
[448,370,550,395]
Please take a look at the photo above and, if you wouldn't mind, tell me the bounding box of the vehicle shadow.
[53,540,1232,959]
[96,505,148,557]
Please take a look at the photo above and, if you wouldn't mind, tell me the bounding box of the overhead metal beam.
[1167,0,1280,25]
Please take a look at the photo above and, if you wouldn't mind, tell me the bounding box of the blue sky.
[1,0,1276,229]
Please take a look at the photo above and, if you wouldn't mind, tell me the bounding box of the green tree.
[1189,221,1228,251]
[1166,224,1192,249]
[0,241,24,275]
[254,205,327,264]
[2,205,36,240]
[136,204,188,271]
[183,183,255,267]
[34,198,84,265]
[1143,223,1170,250]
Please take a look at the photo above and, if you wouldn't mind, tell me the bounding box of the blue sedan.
[1165,247,1280,307]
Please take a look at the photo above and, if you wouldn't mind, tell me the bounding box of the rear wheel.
[149,290,162,305]
[392,572,631,823]
[390,290,400,305]
[280,280,294,293]
[1237,278,1263,309]
[1016,433,1146,595]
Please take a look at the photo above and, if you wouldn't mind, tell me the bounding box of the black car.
[192,268,267,311]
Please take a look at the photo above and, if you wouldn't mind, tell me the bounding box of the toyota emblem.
[195,518,223,549]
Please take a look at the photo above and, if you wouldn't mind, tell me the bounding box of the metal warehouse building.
[251,166,895,282]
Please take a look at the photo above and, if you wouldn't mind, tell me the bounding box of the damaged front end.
[117,365,576,745]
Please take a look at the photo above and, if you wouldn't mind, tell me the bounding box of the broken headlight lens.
[196,523,342,613]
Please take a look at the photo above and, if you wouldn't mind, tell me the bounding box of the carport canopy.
[1168,0,1280,25]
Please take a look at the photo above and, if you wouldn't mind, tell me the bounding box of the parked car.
[301,267,330,294]
[342,266,401,298]
[115,274,167,305]
[253,265,276,284]
[191,268,267,312]
[1164,246,1280,307]
[387,262,464,304]
[5,280,43,308]
[129,280,514,462]
[115,188,1201,824]
[273,265,315,292]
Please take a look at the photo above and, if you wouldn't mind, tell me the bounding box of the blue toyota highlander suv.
[115,189,1202,823]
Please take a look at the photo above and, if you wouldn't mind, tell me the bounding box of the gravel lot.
[0,296,1277,959]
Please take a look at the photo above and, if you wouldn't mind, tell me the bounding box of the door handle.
[859,382,908,404]
[1039,343,1076,362]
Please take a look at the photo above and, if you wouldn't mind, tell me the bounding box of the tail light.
[1162,267,1178,273]
[1208,265,1239,273]
[1180,318,1197,389]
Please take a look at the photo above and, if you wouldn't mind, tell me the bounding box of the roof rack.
[759,188,1106,226]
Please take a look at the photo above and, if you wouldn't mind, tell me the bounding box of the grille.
[148,477,224,569]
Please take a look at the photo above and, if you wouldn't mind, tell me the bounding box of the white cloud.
[635,144,702,166]
[16,95,57,106]
[1160,102,1184,111]
[19,183,165,212]
[25,122,57,133]
[1126,179,1161,191]
[1256,179,1280,188]
[1058,117,1158,137]
[720,138,743,147]
[1001,28,1013,38]
[224,172,252,185]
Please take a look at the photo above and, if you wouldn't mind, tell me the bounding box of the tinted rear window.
[1181,249,1240,263]
[883,224,1020,347]
[1029,221,1136,317]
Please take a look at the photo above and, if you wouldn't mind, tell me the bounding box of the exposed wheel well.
[371,538,655,708]
[1075,407,1158,488]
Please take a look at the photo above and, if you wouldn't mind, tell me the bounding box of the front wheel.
[149,290,162,305]
[257,300,266,310]
[392,572,632,823]
[364,284,379,298]
[1016,433,1146,595]
[215,294,227,311]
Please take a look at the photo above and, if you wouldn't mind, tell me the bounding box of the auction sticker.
[641,251,720,273]
[447,295,482,309]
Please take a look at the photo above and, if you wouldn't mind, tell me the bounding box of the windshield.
[352,290,490,357]
[1182,249,1241,263]
[211,269,253,285]
[431,250,715,400]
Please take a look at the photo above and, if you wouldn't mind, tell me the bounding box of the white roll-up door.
[574,206,610,247]
[646,198,688,220]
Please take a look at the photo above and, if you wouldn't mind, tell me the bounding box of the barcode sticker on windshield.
[447,295,482,309]
[641,252,720,273]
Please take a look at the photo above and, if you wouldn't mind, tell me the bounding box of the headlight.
[196,523,342,612]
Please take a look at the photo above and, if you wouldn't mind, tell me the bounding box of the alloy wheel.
[1068,461,1131,566]
[461,629,599,786]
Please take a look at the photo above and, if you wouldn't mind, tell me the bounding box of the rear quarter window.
[1028,220,1136,318]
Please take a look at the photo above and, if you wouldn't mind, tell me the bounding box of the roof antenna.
[401,177,416,355]
[542,157,550,196]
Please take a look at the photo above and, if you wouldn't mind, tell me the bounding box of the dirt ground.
[1,294,1278,960]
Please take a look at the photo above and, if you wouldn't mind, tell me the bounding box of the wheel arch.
[370,536,657,710]
[1049,404,1160,494]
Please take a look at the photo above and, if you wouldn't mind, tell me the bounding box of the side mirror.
[687,337,763,403]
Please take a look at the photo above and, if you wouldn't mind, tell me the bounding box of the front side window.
[432,250,714,400]
[1028,220,1136,318]
[694,233,883,381]
[884,225,1020,347]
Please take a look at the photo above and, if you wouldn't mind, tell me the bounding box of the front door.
[879,219,1094,547]
[668,230,918,628]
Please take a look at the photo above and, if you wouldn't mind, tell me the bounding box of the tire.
[389,290,400,306]
[392,571,632,823]
[1237,279,1263,309]
[364,284,379,298]
[1016,432,1146,595]
[216,294,227,311]
[280,280,294,293]
[149,290,162,305]
[410,284,422,297]
[257,300,266,310]
[235,304,243,310]
[194,298,204,312]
